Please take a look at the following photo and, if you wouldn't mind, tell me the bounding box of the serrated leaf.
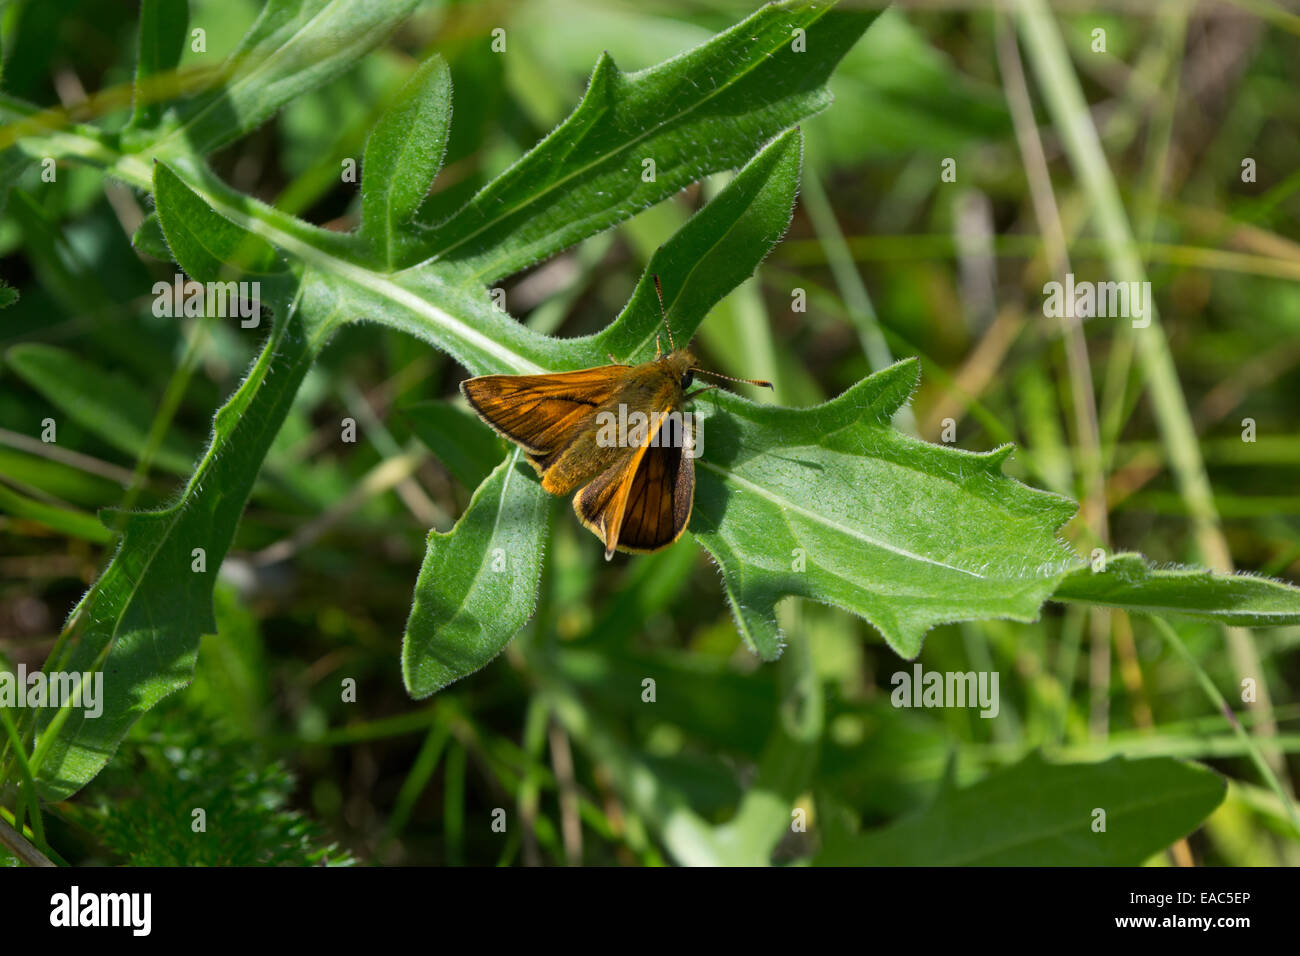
[402,453,550,698]
[814,753,1226,865]
[405,0,880,280]
[27,279,322,802]
[362,54,452,268]
[693,359,1082,659]
[1052,552,1300,626]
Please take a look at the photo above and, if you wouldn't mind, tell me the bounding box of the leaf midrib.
[440,451,523,643]
[184,172,546,375]
[698,458,987,580]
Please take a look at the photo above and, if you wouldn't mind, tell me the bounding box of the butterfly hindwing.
[617,415,694,554]
[573,412,693,558]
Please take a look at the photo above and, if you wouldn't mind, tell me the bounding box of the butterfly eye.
[680,370,694,391]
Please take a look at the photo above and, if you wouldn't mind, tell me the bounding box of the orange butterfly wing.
[574,412,694,559]
[460,366,627,464]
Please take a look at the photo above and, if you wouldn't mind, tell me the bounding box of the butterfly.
[461,276,771,559]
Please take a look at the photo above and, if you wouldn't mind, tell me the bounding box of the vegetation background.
[1,0,1299,866]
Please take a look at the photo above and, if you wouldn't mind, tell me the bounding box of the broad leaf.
[692,360,1080,659]
[814,752,1226,865]
[402,453,551,698]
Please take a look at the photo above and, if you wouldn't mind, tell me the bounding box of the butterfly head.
[648,274,772,397]
[662,349,697,393]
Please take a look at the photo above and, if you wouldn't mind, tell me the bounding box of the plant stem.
[0,813,55,867]
[1148,615,1300,837]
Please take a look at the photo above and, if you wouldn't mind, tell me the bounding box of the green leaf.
[402,453,550,698]
[154,161,282,277]
[27,279,321,802]
[5,343,199,475]
[131,211,172,261]
[692,360,1081,660]
[0,483,113,544]
[0,279,16,309]
[16,0,1300,808]
[5,0,878,798]
[393,129,804,691]
[405,0,881,280]
[362,54,452,268]
[814,753,1227,865]
[130,0,189,130]
[159,0,422,157]
[589,130,806,365]
[1052,552,1300,626]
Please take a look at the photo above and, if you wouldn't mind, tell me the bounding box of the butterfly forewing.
[460,349,705,558]
[461,366,626,457]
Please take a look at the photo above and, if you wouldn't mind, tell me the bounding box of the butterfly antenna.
[652,273,676,351]
[694,367,774,391]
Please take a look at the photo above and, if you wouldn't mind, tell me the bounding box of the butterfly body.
[461,349,700,560]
